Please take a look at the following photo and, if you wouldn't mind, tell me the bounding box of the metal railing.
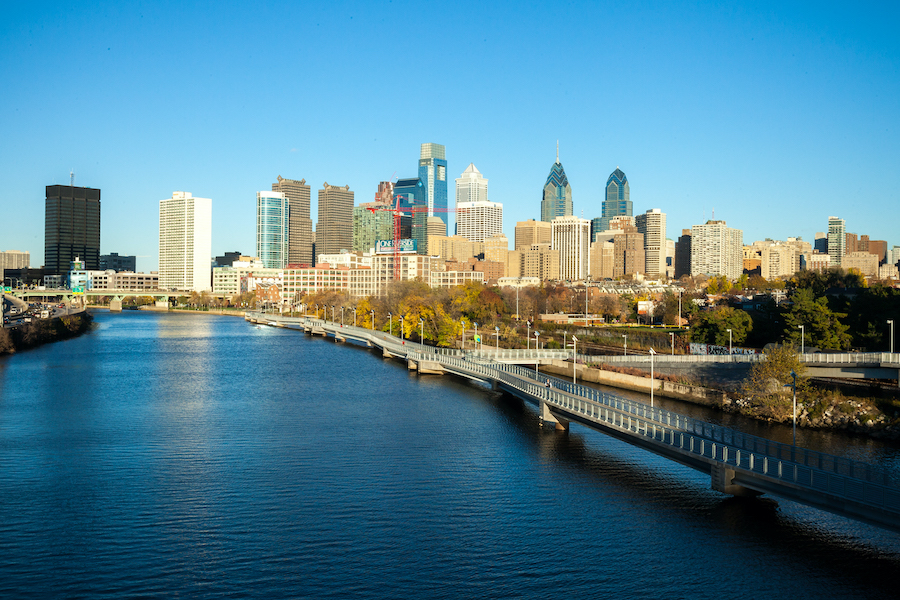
[407,351,900,514]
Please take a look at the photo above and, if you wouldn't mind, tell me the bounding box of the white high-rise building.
[828,216,846,267]
[455,164,501,242]
[551,215,591,281]
[635,208,667,279]
[690,220,743,280]
[257,191,289,268]
[159,191,212,291]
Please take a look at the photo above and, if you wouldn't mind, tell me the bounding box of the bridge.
[8,288,182,311]
[247,311,900,533]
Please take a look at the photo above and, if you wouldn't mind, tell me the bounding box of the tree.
[689,306,753,346]
[781,288,851,350]
[740,344,807,419]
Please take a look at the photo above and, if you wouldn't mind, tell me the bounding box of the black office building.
[45,185,101,275]
[100,252,136,272]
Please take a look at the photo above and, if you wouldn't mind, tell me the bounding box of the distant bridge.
[247,311,900,534]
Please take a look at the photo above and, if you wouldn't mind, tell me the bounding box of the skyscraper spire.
[556,140,559,164]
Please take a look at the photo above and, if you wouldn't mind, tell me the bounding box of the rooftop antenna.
[712,207,715,220]
[70,170,75,186]
[556,140,559,164]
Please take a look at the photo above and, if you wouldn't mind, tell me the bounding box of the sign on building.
[376,239,417,254]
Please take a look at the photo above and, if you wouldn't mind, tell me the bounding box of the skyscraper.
[456,164,501,242]
[272,176,313,266]
[256,191,289,268]
[827,216,846,267]
[315,183,354,261]
[541,148,572,222]
[551,215,591,281]
[456,163,488,204]
[354,183,395,253]
[159,191,212,291]
[45,184,101,275]
[419,143,448,228]
[597,168,631,234]
[394,177,427,253]
[515,219,552,250]
[635,208,667,279]
[690,220,743,280]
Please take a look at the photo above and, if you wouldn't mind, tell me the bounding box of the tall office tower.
[552,215,591,281]
[814,233,828,254]
[316,183,354,261]
[483,234,509,277]
[456,163,488,204]
[45,184,101,275]
[256,191,289,268]
[0,250,30,271]
[394,177,426,251]
[589,240,615,280]
[613,225,645,278]
[674,229,692,279]
[419,143,448,228]
[541,148,572,222]
[635,208,667,278]
[457,200,503,243]
[515,219,552,250]
[272,176,313,266]
[354,200,395,253]
[597,168,631,234]
[159,191,212,291]
[690,220,743,280]
[827,216,846,267]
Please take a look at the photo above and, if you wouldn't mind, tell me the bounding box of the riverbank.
[0,311,94,355]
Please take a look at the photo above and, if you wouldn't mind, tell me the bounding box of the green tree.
[781,288,851,350]
[689,306,752,346]
[740,344,807,419]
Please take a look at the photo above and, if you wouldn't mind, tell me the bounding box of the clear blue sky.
[2,1,898,272]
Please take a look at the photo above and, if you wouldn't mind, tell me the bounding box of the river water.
[1,310,900,599]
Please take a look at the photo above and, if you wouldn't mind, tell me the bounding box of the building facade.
[45,184,101,275]
[515,219,552,250]
[690,220,743,280]
[828,216,846,267]
[159,191,212,291]
[552,216,590,281]
[257,191,289,268]
[272,176,314,266]
[635,208,666,279]
[99,253,136,272]
[353,201,395,254]
[419,143,448,229]
[541,154,572,223]
[315,183,354,261]
[596,168,631,234]
[613,226,645,278]
[456,200,503,243]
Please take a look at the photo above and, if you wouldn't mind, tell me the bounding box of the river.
[1,310,899,598]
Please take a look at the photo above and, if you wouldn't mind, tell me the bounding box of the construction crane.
[367,191,464,280]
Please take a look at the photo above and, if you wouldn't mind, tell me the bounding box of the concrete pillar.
[155,300,168,308]
[109,299,123,312]
[540,400,569,431]
[710,463,760,497]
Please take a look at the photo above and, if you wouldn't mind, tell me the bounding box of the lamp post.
[790,370,798,446]
[677,288,683,328]
[388,312,392,335]
[400,315,404,340]
[331,305,335,323]
[341,306,344,327]
[527,321,531,349]
[370,309,374,330]
[315,303,318,319]
[670,331,675,355]
[572,335,578,384]
[889,320,895,354]
[534,331,540,374]
[494,326,500,349]
[799,324,805,354]
[420,319,424,344]
[353,307,357,326]
[474,322,479,351]
[649,347,656,408]
[623,334,627,356]
[727,328,732,357]
[461,319,466,350]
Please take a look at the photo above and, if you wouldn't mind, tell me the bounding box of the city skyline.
[2,2,898,271]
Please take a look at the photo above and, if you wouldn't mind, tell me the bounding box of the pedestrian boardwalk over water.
[247,311,900,533]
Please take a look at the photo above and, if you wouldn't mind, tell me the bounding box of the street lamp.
[670,331,675,355]
[649,347,657,408]
[572,335,578,384]
[534,331,540,374]
[370,309,375,330]
[331,305,335,323]
[388,312,392,335]
[420,319,424,344]
[494,326,500,350]
[353,307,357,326]
[315,303,319,319]
[790,370,798,446]
[474,322,479,351]
[677,288,683,328]
[727,328,732,356]
[799,324,805,354]
[623,334,627,356]
[889,320,895,354]
[461,319,466,350]
[527,320,531,349]
[341,306,344,327]
[400,315,405,340]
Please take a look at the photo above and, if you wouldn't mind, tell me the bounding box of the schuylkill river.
[2,310,900,599]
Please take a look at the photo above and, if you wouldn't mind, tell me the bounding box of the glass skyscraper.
[418,143,448,229]
[256,191,289,268]
[597,168,631,234]
[394,177,427,253]
[45,184,101,276]
[541,155,572,223]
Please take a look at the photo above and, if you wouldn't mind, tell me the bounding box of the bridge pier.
[540,400,569,431]
[710,463,760,497]
[109,299,122,312]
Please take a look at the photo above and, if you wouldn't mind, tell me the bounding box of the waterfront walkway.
[247,311,900,533]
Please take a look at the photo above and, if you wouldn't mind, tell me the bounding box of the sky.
[2,0,898,272]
